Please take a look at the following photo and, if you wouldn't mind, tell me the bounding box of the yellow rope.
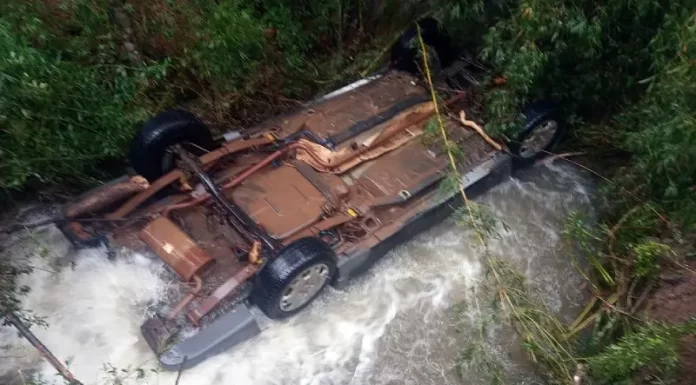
[415,24,487,251]
[417,25,575,383]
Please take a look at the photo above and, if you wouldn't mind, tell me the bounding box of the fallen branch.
[2,310,83,385]
[630,280,656,315]
[65,175,149,218]
[596,295,633,318]
[541,151,586,164]
[1,216,138,234]
[458,110,503,151]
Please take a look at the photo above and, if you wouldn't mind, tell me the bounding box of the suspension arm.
[175,145,281,251]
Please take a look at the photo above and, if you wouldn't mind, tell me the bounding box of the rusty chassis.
[59,62,556,370]
[150,150,512,371]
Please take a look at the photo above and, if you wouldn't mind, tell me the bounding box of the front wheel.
[252,238,336,319]
[391,17,453,75]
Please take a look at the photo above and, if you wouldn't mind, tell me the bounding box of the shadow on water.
[0,162,594,385]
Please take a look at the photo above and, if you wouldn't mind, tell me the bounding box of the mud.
[649,260,696,385]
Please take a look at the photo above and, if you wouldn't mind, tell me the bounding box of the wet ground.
[649,258,696,385]
[0,162,593,385]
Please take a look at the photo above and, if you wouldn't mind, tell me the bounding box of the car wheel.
[391,17,453,75]
[59,221,108,249]
[128,110,214,182]
[252,237,337,320]
[508,102,564,167]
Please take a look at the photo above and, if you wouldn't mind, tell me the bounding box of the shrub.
[186,2,266,90]
[0,21,164,188]
[618,9,696,224]
[437,0,695,226]
[588,321,696,384]
[0,0,374,190]
[631,241,671,278]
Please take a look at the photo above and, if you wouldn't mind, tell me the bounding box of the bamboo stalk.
[418,25,576,385]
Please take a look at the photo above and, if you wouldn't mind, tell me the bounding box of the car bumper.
[141,303,261,371]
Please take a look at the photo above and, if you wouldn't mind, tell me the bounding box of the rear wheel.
[252,238,336,319]
[391,17,453,75]
[128,110,214,182]
[509,103,564,167]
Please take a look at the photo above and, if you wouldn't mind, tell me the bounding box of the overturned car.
[60,20,563,370]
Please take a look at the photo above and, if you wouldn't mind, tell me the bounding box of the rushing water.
[0,162,593,385]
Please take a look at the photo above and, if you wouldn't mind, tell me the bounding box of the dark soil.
[647,259,696,385]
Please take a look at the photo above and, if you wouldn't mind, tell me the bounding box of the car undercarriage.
[60,26,562,369]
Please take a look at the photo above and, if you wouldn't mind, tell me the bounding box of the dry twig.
[458,110,503,151]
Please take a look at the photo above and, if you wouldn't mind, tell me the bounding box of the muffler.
[140,217,213,320]
[138,217,261,370]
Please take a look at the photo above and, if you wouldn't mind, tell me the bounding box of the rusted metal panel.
[259,72,426,141]
[350,141,448,202]
[188,264,259,325]
[294,161,349,206]
[230,165,327,239]
[140,217,215,281]
[282,212,355,245]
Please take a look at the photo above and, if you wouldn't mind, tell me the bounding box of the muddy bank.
[648,257,696,385]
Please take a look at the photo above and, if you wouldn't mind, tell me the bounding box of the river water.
[0,162,593,385]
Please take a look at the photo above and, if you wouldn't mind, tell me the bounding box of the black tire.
[59,221,108,249]
[128,110,214,182]
[252,237,337,320]
[391,17,454,75]
[508,102,564,168]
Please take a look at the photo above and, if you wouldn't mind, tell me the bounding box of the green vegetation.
[0,0,389,190]
[442,0,695,227]
[416,3,696,384]
[588,322,696,385]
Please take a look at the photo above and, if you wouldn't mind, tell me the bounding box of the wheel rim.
[279,263,330,312]
[519,120,558,158]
